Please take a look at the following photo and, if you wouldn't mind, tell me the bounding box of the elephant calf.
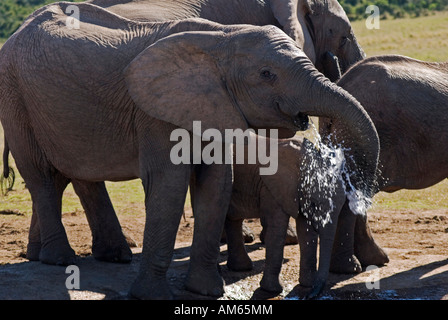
[224,135,351,298]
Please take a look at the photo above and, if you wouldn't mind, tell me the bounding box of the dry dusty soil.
[0,207,447,301]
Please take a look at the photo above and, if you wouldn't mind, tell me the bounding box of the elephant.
[0,2,379,299]
[89,0,365,81]
[84,0,366,256]
[16,0,366,266]
[224,135,349,298]
[320,54,448,273]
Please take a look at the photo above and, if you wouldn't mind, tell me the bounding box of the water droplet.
[298,121,373,230]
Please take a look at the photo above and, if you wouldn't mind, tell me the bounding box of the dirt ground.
[0,207,447,300]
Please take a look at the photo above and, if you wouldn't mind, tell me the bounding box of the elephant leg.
[220,220,255,244]
[296,213,318,288]
[225,216,253,271]
[130,164,191,300]
[25,173,71,262]
[354,214,389,267]
[24,170,74,265]
[307,211,341,299]
[2,102,75,265]
[330,200,362,273]
[71,180,132,263]
[26,204,41,261]
[260,218,298,245]
[259,205,289,293]
[184,163,232,297]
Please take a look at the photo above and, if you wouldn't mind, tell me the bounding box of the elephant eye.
[260,69,276,81]
[340,36,350,47]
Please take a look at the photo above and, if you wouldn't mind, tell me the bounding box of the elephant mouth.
[274,100,310,132]
[294,112,310,131]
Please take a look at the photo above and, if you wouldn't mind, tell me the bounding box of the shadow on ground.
[1,243,447,300]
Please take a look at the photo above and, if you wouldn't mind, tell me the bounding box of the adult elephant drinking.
[83,0,368,268]
[90,0,365,81]
[321,55,448,273]
[0,2,378,298]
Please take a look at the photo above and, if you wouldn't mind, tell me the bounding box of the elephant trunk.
[299,70,380,201]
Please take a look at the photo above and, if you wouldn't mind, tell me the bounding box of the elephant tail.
[3,137,9,178]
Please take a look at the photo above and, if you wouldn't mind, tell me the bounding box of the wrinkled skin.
[22,0,366,267]
[90,0,365,80]
[84,0,365,258]
[26,179,133,264]
[321,55,448,273]
[225,136,347,298]
[0,2,378,299]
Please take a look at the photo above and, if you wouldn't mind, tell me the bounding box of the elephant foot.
[185,267,224,297]
[355,242,389,268]
[298,273,326,299]
[330,253,362,274]
[298,269,316,288]
[92,235,133,263]
[354,214,389,268]
[39,242,77,266]
[26,242,41,261]
[130,275,173,300]
[259,274,283,294]
[92,243,132,263]
[305,279,326,300]
[227,253,253,271]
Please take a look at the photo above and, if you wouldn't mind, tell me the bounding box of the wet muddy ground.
[1,207,447,300]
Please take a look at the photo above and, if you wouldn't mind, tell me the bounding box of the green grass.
[372,180,448,211]
[0,13,447,216]
[352,11,448,62]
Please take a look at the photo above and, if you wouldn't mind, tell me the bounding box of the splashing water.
[298,121,372,229]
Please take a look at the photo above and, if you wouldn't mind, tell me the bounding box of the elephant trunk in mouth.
[299,70,380,200]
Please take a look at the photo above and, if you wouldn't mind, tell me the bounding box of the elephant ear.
[124,31,248,135]
[260,137,306,219]
[270,0,316,63]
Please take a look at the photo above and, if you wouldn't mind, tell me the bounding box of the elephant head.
[270,0,365,81]
[124,26,308,136]
[124,25,378,200]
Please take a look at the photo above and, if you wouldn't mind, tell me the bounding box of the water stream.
[298,121,373,229]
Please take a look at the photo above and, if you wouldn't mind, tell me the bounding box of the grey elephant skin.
[22,0,366,273]
[89,0,365,81]
[84,0,367,259]
[86,0,367,266]
[0,2,379,299]
[321,55,448,273]
[225,136,348,298]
